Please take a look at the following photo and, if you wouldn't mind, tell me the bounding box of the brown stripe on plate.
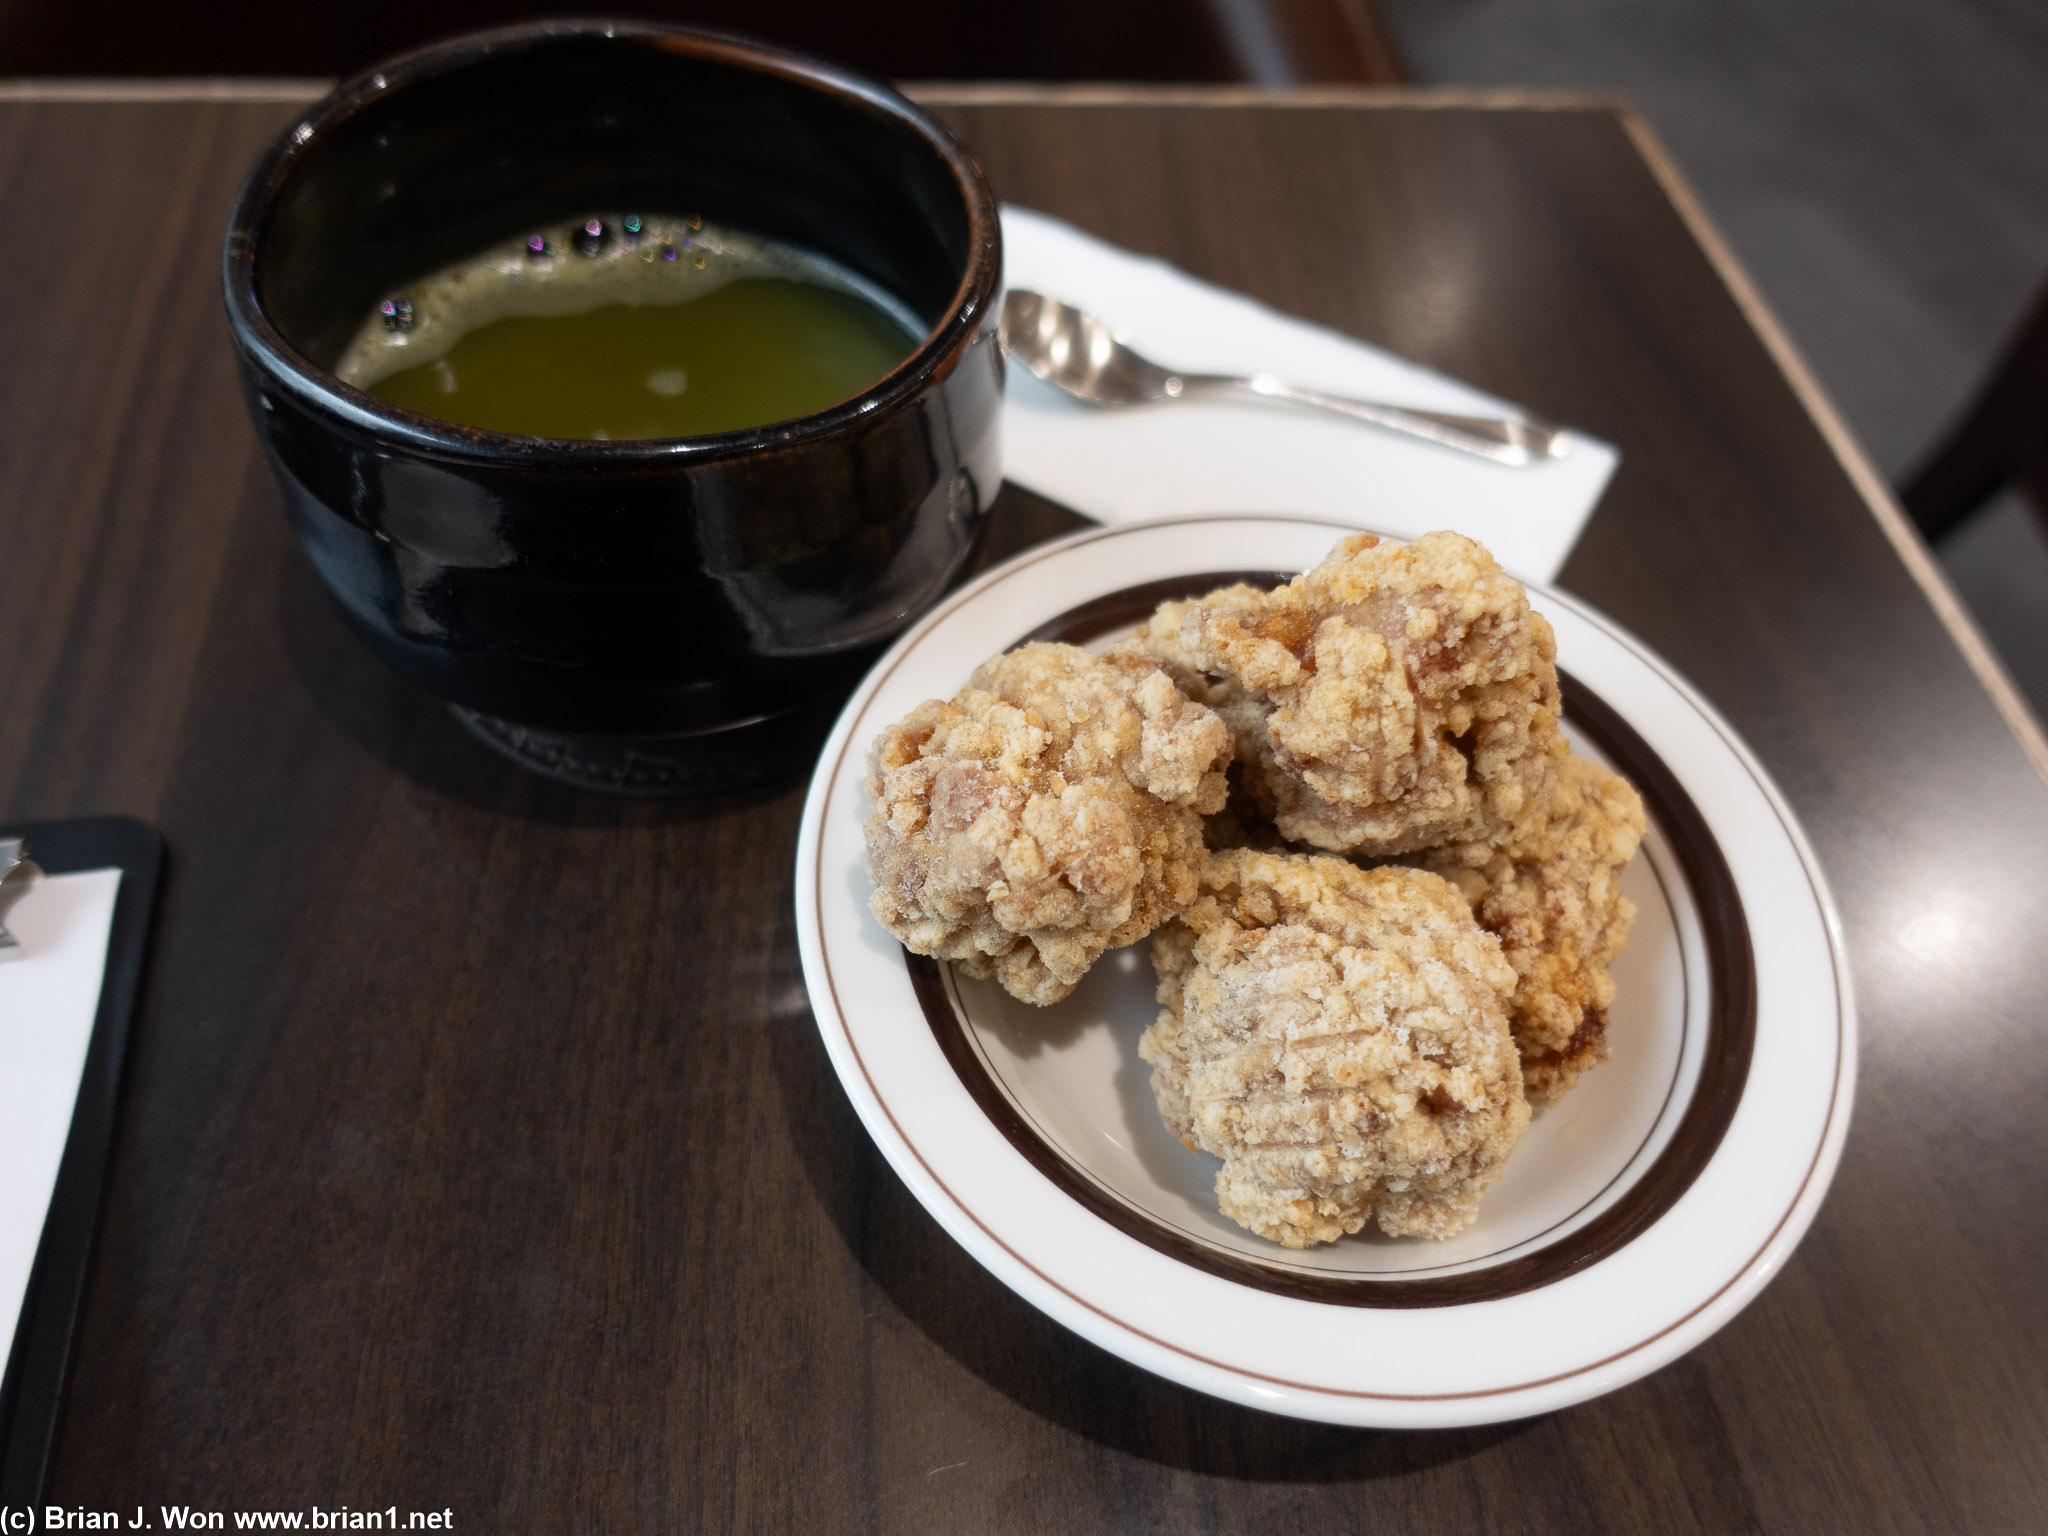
[905,572,1756,1308]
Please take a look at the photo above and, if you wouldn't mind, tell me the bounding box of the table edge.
[0,78,329,100]
[1612,108,2048,789]
[912,83,1629,109]
[0,78,1635,108]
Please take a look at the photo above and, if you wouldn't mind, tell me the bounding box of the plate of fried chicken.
[796,515,1854,1426]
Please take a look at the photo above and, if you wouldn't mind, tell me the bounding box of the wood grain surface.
[0,92,2043,1533]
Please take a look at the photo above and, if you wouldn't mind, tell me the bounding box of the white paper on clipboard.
[0,868,121,1371]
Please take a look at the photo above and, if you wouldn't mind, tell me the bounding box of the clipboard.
[0,817,163,1503]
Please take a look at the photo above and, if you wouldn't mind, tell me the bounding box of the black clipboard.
[0,817,163,1503]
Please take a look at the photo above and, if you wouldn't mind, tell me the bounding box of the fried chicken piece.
[1419,754,1646,1104]
[1152,532,1568,857]
[864,642,1233,1005]
[1140,850,1528,1246]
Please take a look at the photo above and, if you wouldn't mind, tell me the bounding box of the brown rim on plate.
[904,573,1756,1307]
[813,515,1845,1401]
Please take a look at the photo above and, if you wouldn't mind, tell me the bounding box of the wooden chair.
[1901,278,2048,543]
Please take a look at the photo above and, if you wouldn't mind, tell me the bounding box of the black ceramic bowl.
[222,19,1002,791]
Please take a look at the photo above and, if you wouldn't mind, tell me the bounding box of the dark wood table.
[1,82,2044,1533]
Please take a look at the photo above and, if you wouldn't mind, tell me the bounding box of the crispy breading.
[1420,753,1646,1103]
[1156,532,1568,856]
[864,642,1233,1005]
[1141,850,1529,1246]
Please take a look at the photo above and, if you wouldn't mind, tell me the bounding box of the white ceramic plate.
[795,515,1855,1427]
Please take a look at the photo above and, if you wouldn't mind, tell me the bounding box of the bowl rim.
[220,16,1002,465]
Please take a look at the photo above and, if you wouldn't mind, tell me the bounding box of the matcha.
[334,214,922,441]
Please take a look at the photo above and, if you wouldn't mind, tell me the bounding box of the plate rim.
[795,512,1859,1426]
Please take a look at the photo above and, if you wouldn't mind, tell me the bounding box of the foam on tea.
[333,215,923,440]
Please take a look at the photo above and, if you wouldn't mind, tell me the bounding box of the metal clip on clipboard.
[0,838,41,961]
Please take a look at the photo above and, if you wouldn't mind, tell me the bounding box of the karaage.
[1420,753,1646,1103]
[1155,532,1567,857]
[1141,849,1529,1246]
[865,642,1233,1005]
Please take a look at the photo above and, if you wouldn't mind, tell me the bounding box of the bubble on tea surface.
[646,368,688,398]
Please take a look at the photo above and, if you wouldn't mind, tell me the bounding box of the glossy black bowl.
[222,19,1003,791]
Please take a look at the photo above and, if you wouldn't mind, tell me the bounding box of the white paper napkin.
[0,867,120,1370]
[997,206,1619,582]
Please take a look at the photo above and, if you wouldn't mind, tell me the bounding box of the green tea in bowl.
[333,213,923,440]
